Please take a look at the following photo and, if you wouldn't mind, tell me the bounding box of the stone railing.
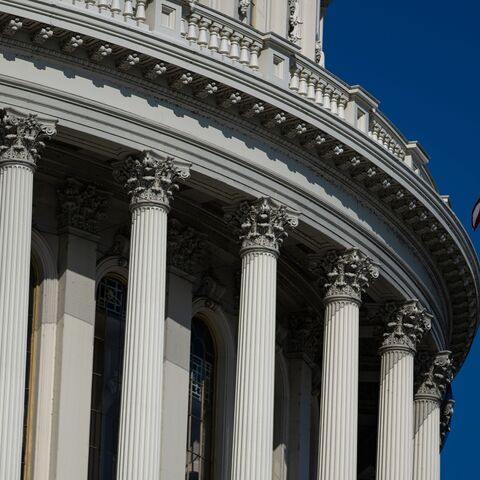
[180,3,263,72]
[288,55,350,120]
[35,1,430,179]
[61,0,149,28]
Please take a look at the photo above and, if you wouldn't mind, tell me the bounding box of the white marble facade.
[0,1,477,480]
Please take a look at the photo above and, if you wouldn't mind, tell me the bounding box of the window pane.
[186,317,215,480]
[88,276,127,480]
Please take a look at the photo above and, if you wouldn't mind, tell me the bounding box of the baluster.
[186,14,200,42]
[208,24,221,51]
[298,71,308,96]
[219,28,232,55]
[249,43,261,70]
[331,91,339,115]
[180,18,187,37]
[111,0,121,15]
[197,19,210,47]
[97,0,109,13]
[323,86,333,110]
[85,0,96,8]
[135,1,146,23]
[289,68,300,91]
[229,33,241,60]
[338,95,347,119]
[123,0,134,19]
[315,81,325,105]
[307,76,316,100]
[239,38,251,65]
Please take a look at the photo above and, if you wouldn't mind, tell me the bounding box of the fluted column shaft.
[0,110,55,480]
[226,197,298,480]
[0,163,34,480]
[231,249,278,480]
[116,204,167,479]
[375,300,432,480]
[412,350,452,480]
[376,347,415,480]
[413,397,440,480]
[115,151,190,480]
[311,248,378,480]
[317,297,360,480]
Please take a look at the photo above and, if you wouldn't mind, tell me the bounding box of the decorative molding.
[167,218,207,275]
[57,177,109,234]
[415,351,454,401]
[113,150,191,210]
[224,197,299,255]
[380,300,432,353]
[310,248,379,302]
[0,108,56,168]
[108,225,131,266]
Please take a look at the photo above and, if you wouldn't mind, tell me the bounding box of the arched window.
[22,263,40,479]
[186,317,216,480]
[88,275,127,480]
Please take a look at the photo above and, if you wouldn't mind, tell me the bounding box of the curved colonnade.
[0,1,478,480]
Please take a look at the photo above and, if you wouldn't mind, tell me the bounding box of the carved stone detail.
[2,18,22,36]
[109,225,131,266]
[114,151,190,210]
[0,109,57,168]
[224,197,299,255]
[57,178,109,234]
[288,0,302,43]
[415,351,453,401]
[380,300,432,353]
[238,0,251,19]
[167,218,207,275]
[284,308,322,366]
[310,248,379,302]
[440,399,454,446]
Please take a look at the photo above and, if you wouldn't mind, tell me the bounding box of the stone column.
[160,219,206,480]
[115,151,190,480]
[51,179,108,480]
[284,309,321,480]
[0,109,56,480]
[413,351,453,480]
[375,301,432,480]
[313,249,379,480]
[225,197,298,480]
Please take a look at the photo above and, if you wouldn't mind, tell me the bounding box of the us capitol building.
[0,1,478,480]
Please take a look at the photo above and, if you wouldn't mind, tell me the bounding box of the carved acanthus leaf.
[415,351,454,400]
[440,399,454,446]
[310,248,379,302]
[114,151,190,209]
[284,308,323,366]
[0,109,57,167]
[167,218,207,275]
[57,178,109,234]
[288,0,302,43]
[381,300,432,352]
[224,197,299,254]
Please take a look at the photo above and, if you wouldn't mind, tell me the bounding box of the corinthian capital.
[415,351,453,401]
[57,178,109,234]
[0,109,57,168]
[380,300,432,353]
[311,248,379,302]
[114,151,190,210]
[224,197,299,255]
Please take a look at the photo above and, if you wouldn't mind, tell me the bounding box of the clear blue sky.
[324,1,480,477]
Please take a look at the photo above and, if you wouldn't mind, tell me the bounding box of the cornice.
[0,5,478,370]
